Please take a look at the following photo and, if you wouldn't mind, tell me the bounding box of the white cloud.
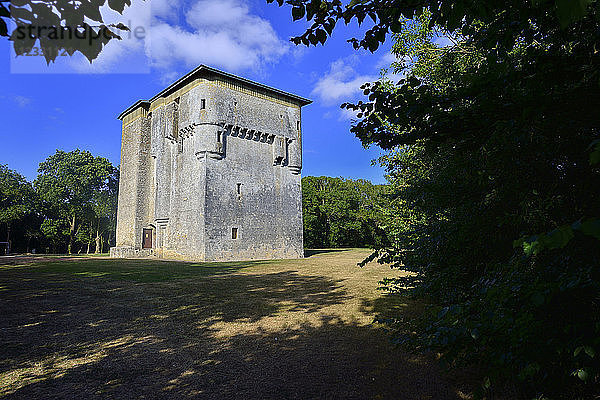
[376,52,398,69]
[151,0,182,22]
[147,0,288,73]
[311,58,378,105]
[338,107,360,121]
[185,0,248,27]
[14,96,31,107]
[313,53,406,121]
[53,0,287,75]
[66,0,151,73]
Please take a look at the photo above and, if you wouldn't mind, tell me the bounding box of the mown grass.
[0,258,261,282]
[0,249,465,399]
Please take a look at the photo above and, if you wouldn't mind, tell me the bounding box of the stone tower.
[110,65,311,261]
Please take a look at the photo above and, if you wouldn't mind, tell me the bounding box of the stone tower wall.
[201,80,304,261]
[112,70,307,261]
[114,111,154,251]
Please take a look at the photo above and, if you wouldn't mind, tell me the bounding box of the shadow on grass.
[0,258,265,283]
[361,293,427,322]
[304,248,351,258]
[0,258,461,399]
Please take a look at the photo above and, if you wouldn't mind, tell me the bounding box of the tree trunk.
[86,222,92,254]
[106,232,113,253]
[5,223,10,255]
[68,214,76,255]
[95,220,101,254]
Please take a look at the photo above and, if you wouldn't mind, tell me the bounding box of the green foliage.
[0,149,119,254]
[40,218,70,247]
[280,0,600,397]
[0,0,134,63]
[0,164,35,229]
[0,152,118,254]
[269,0,598,51]
[302,176,387,248]
[515,219,600,256]
[35,149,118,254]
[0,164,38,252]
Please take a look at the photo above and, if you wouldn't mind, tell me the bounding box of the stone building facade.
[110,65,311,261]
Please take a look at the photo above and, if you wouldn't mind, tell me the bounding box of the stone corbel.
[179,123,197,139]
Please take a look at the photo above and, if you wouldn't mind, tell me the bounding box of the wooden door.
[142,229,153,249]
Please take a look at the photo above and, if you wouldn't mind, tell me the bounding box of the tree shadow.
[360,293,427,324]
[0,257,266,282]
[0,259,462,399]
[304,248,351,258]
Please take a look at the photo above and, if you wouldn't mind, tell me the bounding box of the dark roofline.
[118,65,312,120]
[118,100,150,121]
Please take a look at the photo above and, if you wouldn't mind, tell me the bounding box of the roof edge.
[118,65,312,120]
[117,100,150,121]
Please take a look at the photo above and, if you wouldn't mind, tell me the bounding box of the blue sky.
[0,0,397,183]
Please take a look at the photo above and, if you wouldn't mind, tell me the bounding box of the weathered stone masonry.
[110,65,311,261]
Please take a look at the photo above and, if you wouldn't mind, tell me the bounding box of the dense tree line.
[276,0,600,397]
[0,149,118,254]
[301,176,387,248]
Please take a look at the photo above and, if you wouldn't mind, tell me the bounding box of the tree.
[92,165,118,253]
[302,176,387,248]
[0,0,135,64]
[35,149,117,254]
[268,0,597,52]
[0,164,36,253]
[276,0,600,397]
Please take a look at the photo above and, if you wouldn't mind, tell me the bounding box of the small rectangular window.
[297,121,300,131]
[236,183,241,195]
[232,227,238,240]
[201,99,206,109]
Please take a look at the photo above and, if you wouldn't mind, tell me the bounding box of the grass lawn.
[0,249,465,399]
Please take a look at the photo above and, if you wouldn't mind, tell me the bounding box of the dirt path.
[0,249,465,399]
